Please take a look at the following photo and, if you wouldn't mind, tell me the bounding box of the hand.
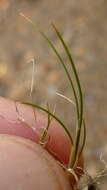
[0,96,83,190]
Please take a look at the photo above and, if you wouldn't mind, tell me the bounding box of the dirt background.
[0,0,107,189]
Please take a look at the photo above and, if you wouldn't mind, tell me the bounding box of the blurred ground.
[0,0,107,189]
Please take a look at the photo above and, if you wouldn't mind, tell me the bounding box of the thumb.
[0,135,71,190]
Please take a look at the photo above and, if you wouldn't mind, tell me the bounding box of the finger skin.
[0,96,70,164]
[0,135,72,190]
[0,96,83,188]
[0,96,83,164]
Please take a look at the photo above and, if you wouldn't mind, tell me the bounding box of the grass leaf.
[22,101,73,145]
[20,13,86,170]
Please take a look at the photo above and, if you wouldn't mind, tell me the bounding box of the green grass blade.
[78,119,86,159]
[20,13,86,170]
[52,24,83,125]
[52,24,84,167]
[39,103,52,145]
[22,102,73,145]
[20,14,79,121]
[73,119,86,168]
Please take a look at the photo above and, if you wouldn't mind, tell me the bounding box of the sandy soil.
[0,0,107,189]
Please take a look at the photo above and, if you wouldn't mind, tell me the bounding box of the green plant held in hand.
[20,13,86,180]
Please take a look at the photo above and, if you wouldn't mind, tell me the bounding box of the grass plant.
[20,13,86,176]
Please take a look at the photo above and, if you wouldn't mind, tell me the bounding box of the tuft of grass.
[20,13,86,174]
